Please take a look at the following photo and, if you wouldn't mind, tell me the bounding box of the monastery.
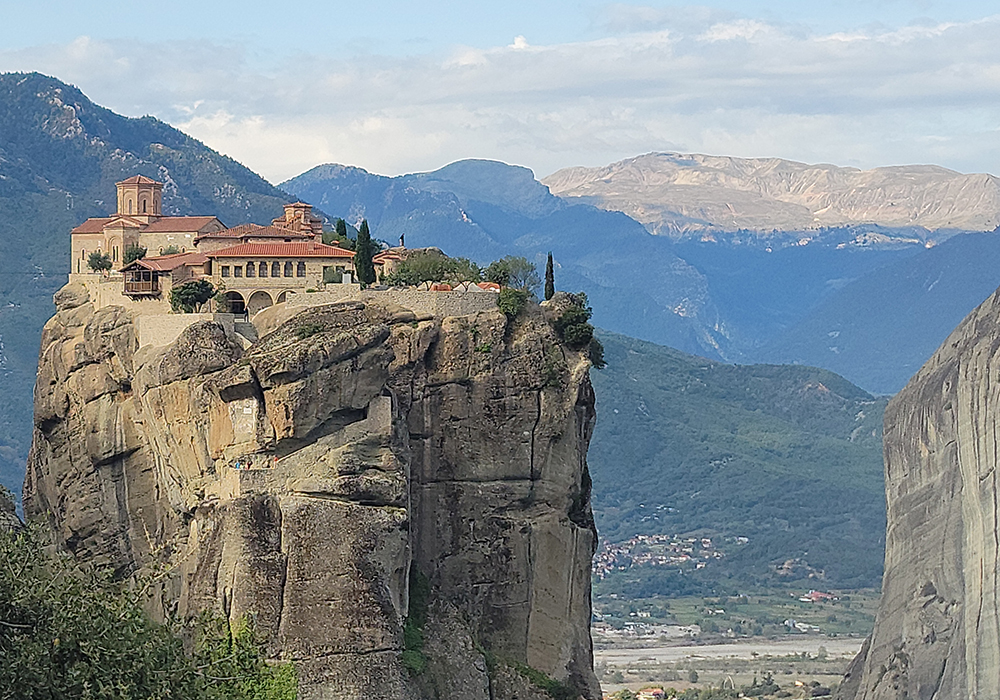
[71,176,358,315]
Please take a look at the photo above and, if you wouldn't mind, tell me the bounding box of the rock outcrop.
[837,285,1000,699]
[25,284,600,700]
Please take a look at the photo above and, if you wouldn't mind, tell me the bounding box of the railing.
[124,280,159,295]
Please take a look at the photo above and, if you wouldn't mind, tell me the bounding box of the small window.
[127,200,132,214]
[271,261,281,277]
[141,199,147,213]
[296,261,306,277]
[259,262,268,277]
[221,266,230,278]
[113,246,119,261]
[246,262,255,278]
[284,261,293,277]
[234,266,242,278]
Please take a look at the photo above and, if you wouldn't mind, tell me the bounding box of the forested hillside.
[588,332,887,594]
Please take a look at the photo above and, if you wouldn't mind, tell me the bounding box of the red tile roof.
[121,252,208,272]
[117,175,161,186]
[207,242,356,258]
[373,250,404,263]
[71,215,223,235]
[196,223,313,241]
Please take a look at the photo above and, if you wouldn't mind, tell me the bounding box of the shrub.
[161,245,182,255]
[384,250,481,286]
[123,243,147,264]
[553,293,605,368]
[497,288,528,319]
[86,251,112,273]
[484,256,540,292]
[169,279,215,313]
[0,526,296,700]
[294,322,325,340]
[401,567,431,675]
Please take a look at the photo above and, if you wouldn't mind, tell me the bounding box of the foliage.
[323,266,344,284]
[161,245,182,255]
[401,566,430,675]
[497,288,528,319]
[383,250,481,287]
[323,218,357,250]
[213,290,231,313]
[553,293,604,369]
[123,243,147,264]
[544,252,555,301]
[589,331,888,594]
[0,484,13,512]
[294,322,325,340]
[170,279,216,313]
[353,219,377,287]
[0,526,296,700]
[742,672,780,697]
[484,256,540,292]
[87,251,112,273]
[508,659,577,700]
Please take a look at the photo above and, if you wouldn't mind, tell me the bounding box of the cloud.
[2,11,999,182]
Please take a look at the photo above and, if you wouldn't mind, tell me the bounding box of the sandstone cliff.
[543,152,1000,236]
[837,285,1000,699]
[24,284,600,700]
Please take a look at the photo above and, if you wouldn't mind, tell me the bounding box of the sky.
[1,1,999,184]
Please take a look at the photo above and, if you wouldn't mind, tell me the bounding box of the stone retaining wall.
[137,313,235,348]
[286,287,499,318]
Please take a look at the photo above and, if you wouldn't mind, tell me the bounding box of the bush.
[401,567,431,675]
[497,288,528,319]
[384,250,481,286]
[123,243,147,264]
[484,256,540,292]
[169,279,215,313]
[86,251,112,273]
[553,293,605,368]
[0,526,296,700]
[162,245,182,255]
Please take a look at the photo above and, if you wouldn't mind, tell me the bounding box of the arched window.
[259,262,268,277]
[113,246,119,261]
[141,199,147,213]
[246,262,255,278]
[127,199,132,214]
[271,261,281,277]
[284,262,293,277]
[296,261,306,277]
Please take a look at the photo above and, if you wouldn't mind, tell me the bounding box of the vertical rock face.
[838,286,1000,700]
[25,284,600,700]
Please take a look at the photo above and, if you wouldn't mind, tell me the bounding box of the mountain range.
[543,152,1000,238]
[3,70,1000,503]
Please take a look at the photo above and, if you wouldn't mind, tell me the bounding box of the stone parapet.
[137,313,235,348]
[286,287,499,318]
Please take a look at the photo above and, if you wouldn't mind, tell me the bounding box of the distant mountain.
[543,152,1000,238]
[0,72,296,497]
[588,331,888,593]
[282,161,737,358]
[758,231,1000,394]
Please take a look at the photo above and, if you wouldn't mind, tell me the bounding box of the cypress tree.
[544,252,555,301]
[336,218,348,240]
[354,219,377,287]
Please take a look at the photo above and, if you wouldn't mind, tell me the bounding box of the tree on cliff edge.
[544,252,555,301]
[354,219,377,288]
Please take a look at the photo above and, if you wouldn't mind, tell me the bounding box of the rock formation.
[543,152,1000,236]
[24,284,600,700]
[837,285,1000,699]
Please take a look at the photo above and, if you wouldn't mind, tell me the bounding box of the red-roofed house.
[206,241,356,314]
[70,177,226,272]
[119,252,209,298]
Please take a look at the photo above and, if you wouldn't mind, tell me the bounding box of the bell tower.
[116,176,163,222]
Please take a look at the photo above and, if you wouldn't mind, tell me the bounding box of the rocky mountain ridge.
[543,152,1000,237]
[24,285,599,700]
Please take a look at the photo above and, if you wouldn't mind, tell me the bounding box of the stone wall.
[287,286,499,318]
[69,273,169,315]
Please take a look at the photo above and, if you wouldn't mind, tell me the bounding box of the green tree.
[0,526,296,700]
[123,243,147,264]
[86,251,112,274]
[544,252,555,301]
[383,250,481,286]
[170,279,216,313]
[484,256,540,292]
[354,219,377,287]
[162,245,182,255]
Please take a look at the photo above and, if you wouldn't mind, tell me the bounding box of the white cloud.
[2,11,999,182]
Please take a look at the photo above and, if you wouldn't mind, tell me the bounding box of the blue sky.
[2,1,999,181]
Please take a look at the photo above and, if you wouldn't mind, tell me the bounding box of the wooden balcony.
[124,271,160,296]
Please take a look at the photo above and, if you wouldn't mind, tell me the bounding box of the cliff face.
[25,284,600,700]
[837,286,1000,700]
